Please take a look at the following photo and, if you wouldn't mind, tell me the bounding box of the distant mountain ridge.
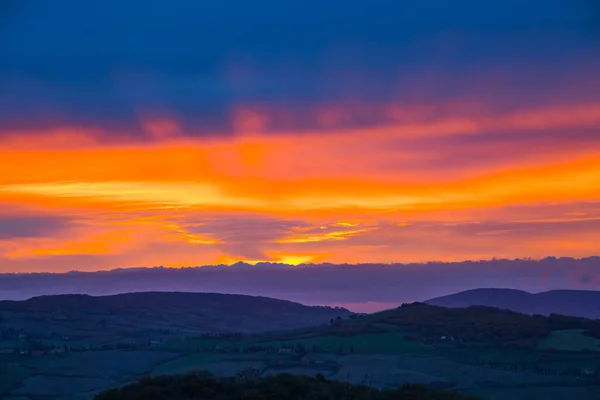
[0,291,351,333]
[426,288,600,320]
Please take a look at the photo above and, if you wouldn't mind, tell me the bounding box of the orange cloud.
[1,99,600,270]
[275,227,375,243]
[4,227,138,259]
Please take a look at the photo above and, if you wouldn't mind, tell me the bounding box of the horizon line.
[2,254,598,275]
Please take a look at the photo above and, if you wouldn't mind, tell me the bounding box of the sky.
[0,0,600,273]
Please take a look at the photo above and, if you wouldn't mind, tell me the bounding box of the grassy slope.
[257,332,433,354]
[462,386,600,400]
[538,330,600,352]
[7,303,600,400]
[0,350,178,399]
[0,366,32,395]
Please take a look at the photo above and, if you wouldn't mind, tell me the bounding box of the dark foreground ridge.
[95,372,478,400]
[426,288,600,320]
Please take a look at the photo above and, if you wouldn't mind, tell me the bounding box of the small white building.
[581,368,595,377]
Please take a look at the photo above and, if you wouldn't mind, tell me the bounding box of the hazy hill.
[0,292,350,334]
[426,289,600,320]
[2,257,600,312]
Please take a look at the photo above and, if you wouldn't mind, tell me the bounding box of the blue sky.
[1,0,598,134]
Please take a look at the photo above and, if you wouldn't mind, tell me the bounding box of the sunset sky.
[1,0,600,272]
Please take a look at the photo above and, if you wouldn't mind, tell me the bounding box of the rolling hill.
[0,292,350,334]
[426,289,600,320]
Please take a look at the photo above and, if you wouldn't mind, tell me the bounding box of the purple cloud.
[0,216,71,239]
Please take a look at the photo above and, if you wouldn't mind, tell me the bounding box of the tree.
[94,373,479,400]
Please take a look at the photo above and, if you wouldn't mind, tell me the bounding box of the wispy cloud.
[275,225,375,243]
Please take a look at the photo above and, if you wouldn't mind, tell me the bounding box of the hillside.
[4,299,600,399]
[311,302,600,348]
[426,289,600,319]
[0,292,350,334]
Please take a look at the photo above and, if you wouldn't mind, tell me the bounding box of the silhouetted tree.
[94,373,479,400]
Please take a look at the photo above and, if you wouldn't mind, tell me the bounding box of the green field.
[440,346,600,377]
[14,376,111,397]
[156,337,243,353]
[439,348,540,366]
[258,332,433,354]
[152,353,270,377]
[17,350,176,379]
[1,397,31,400]
[152,353,219,375]
[0,340,22,349]
[0,350,178,399]
[462,386,600,400]
[0,366,32,395]
[538,330,600,352]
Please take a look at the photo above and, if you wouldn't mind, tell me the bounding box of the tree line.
[95,372,479,400]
